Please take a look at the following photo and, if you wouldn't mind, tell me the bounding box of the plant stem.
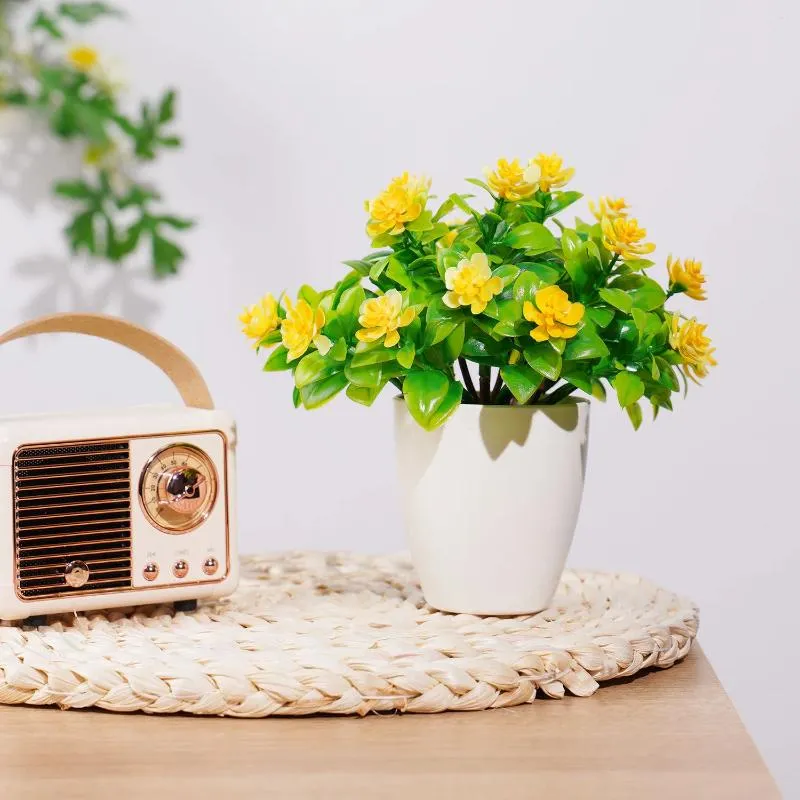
[390,378,404,392]
[478,365,491,404]
[458,357,478,401]
[542,383,578,404]
[490,371,504,403]
[608,253,620,272]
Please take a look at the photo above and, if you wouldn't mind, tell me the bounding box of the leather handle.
[0,313,214,410]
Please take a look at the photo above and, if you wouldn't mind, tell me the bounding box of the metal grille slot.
[14,441,132,599]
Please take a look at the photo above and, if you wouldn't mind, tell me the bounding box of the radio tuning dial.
[139,444,218,534]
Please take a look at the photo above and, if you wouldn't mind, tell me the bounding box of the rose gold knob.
[143,563,159,581]
[172,560,189,579]
[202,557,219,576]
[65,560,89,588]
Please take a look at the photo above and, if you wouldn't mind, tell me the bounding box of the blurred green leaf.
[613,372,645,407]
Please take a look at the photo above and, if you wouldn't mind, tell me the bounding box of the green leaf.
[345,362,385,389]
[500,364,541,404]
[561,229,581,258]
[626,401,643,430]
[513,271,542,303]
[563,321,610,361]
[406,210,434,233]
[330,337,348,362]
[346,383,384,406]
[441,322,465,362]
[351,341,397,368]
[423,299,460,347]
[397,341,416,369]
[158,89,176,123]
[598,288,633,314]
[613,372,645,408]
[492,264,521,287]
[592,379,607,401]
[561,366,593,394]
[523,342,562,381]
[57,2,122,23]
[157,215,194,231]
[300,372,348,409]
[630,278,667,311]
[545,191,582,218]
[624,258,655,271]
[585,306,614,328]
[65,210,96,254]
[71,103,110,145]
[292,386,302,408]
[368,256,390,281]
[54,180,95,200]
[294,351,341,388]
[464,177,495,196]
[263,346,291,372]
[386,257,413,289]
[402,371,462,431]
[504,221,557,254]
[31,11,64,38]
[342,259,371,277]
[517,262,562,285]
[151,233,184,277]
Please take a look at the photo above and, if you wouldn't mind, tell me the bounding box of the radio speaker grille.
[13,440,133,599]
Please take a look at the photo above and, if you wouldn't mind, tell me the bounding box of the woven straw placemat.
[0,552,698,717]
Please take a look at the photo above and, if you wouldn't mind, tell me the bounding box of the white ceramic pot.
[394,399,590,615]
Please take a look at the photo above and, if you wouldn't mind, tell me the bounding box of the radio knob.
[143,563,159,581]
[202,557,219,576]
[172,560,189,579]
[65,560,89,588]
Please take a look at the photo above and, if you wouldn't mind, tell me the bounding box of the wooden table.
[0,646,777,800]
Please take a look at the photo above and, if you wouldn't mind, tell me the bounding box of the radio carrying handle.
[0,312,215,410]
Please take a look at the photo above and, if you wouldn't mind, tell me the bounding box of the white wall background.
[0,0,797,793]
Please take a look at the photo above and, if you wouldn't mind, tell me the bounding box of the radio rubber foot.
[22,614,48,628]
[173,599,197,614]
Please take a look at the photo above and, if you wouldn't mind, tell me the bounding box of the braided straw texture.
[0,552,698,717]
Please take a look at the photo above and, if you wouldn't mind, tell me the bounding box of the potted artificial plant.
[241,153,715,614]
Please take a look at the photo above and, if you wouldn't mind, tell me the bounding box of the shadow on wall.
[0,110,162,327]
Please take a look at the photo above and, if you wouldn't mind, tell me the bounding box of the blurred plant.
[241,154,715,431]
[0,1,193,277]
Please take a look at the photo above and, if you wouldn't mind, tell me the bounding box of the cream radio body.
[0,313,239,623]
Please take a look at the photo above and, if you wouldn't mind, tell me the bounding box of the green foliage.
[0,2,192,277]
[246,158,709,430]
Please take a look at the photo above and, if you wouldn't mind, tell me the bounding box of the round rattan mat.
[0,552,698,716]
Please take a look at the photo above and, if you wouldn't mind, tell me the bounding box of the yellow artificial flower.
[365,172,431,238]
[239,293,280,346]
[281,296,330,361]
[524,153,575,192]
[484,158,538,201]
[443,252,503,314]
[667,255,707,301]
[589,196,629,221]
[669,316,716,382]
[355,289,415,348]
[523,285,585,342]
[67,45,99,72]
[601,216,656,259]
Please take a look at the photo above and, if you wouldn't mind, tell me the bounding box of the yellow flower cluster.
[667,255,707,301]
[365,172,431,238]
[356,289,415,347]
[669,316,716,382]
[523,285,584,342]
[240,293,330,361]
[484,153,574,200]
[589,196,629,221]
[239,294,279,348]
[601,216,656,259]
[443,252,503,314]
[282,297,330,360]
[67,45,99,72]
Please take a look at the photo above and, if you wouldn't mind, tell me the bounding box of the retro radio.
[0,313,238,625]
